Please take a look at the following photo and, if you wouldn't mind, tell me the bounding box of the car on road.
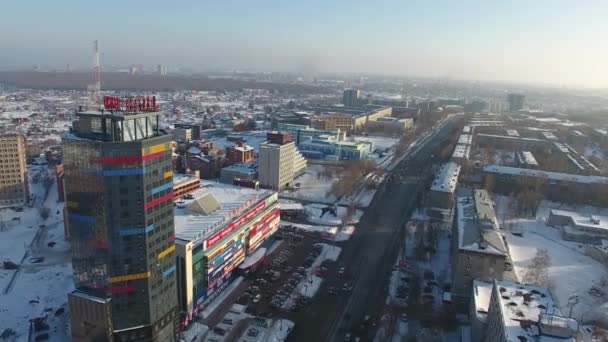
[505,262,513,271]
[253,294,262,304]
[344,333,352,341]
[247,328,259,337]
[342,283,353,293]
[399,313,408,322]
[338,266,346,276]
[328,286,338,295]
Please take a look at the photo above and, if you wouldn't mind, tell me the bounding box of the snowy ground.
[280,164,379,208]
[303,203,363,226]
[0,168,73,342]
[281,222,355,242]
[495,196,608,320]
[282,244,341,309]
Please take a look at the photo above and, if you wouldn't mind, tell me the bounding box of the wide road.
[287,116,460,342]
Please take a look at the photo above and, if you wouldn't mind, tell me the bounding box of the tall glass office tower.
[64,98,178,342]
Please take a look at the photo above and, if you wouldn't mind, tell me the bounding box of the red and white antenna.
[87,40,102,109]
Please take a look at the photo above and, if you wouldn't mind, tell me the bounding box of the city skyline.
[1,0,607,88]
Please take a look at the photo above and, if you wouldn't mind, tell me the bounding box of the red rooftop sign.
[103,96,158,112]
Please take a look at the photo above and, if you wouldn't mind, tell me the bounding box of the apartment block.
[0,134,29,207]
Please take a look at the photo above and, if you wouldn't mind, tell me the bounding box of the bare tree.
[524,248,551,286]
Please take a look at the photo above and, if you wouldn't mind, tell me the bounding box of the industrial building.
[174,188,279,327]
[64,96,178,342]
[0,134,29,207]
[258,132,306,190]
[547,209,608,244]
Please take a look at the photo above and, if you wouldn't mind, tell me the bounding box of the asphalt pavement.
[286,117,460,342]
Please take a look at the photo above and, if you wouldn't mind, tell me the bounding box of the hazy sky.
[1,0,607,88]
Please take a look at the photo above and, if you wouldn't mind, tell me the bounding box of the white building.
[258,139,306,191]
[474,280,577,342]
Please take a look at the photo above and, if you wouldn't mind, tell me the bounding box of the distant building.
[428,162,461,210]
[368,117,413,132]
[310,105,393,133]
[472,280,576,342]
[298,138,372,161]
[343,89,360,107]
[0,134,29,207]
[258,132,306,190]
[225,142,255,165]
[173,127,192,143]
[276,123,345,146]
[220,163,258,184]
[452,190,508,309]
[507,93,525,112]
[175,123,203,140]
[189,154,223,179]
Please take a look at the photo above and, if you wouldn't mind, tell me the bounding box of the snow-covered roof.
[430,162,461,193]
[222,162,257,174]
[458,134,473,145]
[476,133,546,144]
[506,129,520,137]
[550,209,608,232]
[517,151,539,166]
[456,191,506,255]
[491,280,576,342]
[462,125,472,133]
[174,184,274,244]
[452,144,471,160]
[542,131,558,140]
[472,279,493,321]
[173,173,198,185]
[483,165,608,185]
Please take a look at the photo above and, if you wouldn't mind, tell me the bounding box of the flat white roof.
[550,209,608,231]
[430,162,461,193]
[506,129,520,137]
[482,165,608,185]
[542,131,558,140]
[452,144,471,160]
[462,125,472,133]
[517,151,539,166]
[174,183,274,243]
[493,280,574,342]
[458,134,473,145]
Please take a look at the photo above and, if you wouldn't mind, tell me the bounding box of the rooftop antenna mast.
[87,40,101,109]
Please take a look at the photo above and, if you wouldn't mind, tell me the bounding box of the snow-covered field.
[496,196,608,320]
[281,165,378,208]
[0,170,73,342]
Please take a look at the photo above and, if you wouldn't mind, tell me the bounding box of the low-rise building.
[477,280,576,342]
[225,142,255,164]
[547,209,608,244]
[173,172,201,198]
[482,165,608,206]
[451,144,471,165]
[298,138,373,161]
[452,190,508,309]
[368,117,413,132]
[188,155,223,179]
[174,188,279,327]
[516,151,539,168]
[220,163,258,184]
[428,162,461,210]
[277,123,345,146]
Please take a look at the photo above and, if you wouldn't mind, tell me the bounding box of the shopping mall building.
[174,185,279,326]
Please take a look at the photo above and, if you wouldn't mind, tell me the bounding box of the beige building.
[258,135,306,191]
[68,289,114,342]
[0,134,28,207]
